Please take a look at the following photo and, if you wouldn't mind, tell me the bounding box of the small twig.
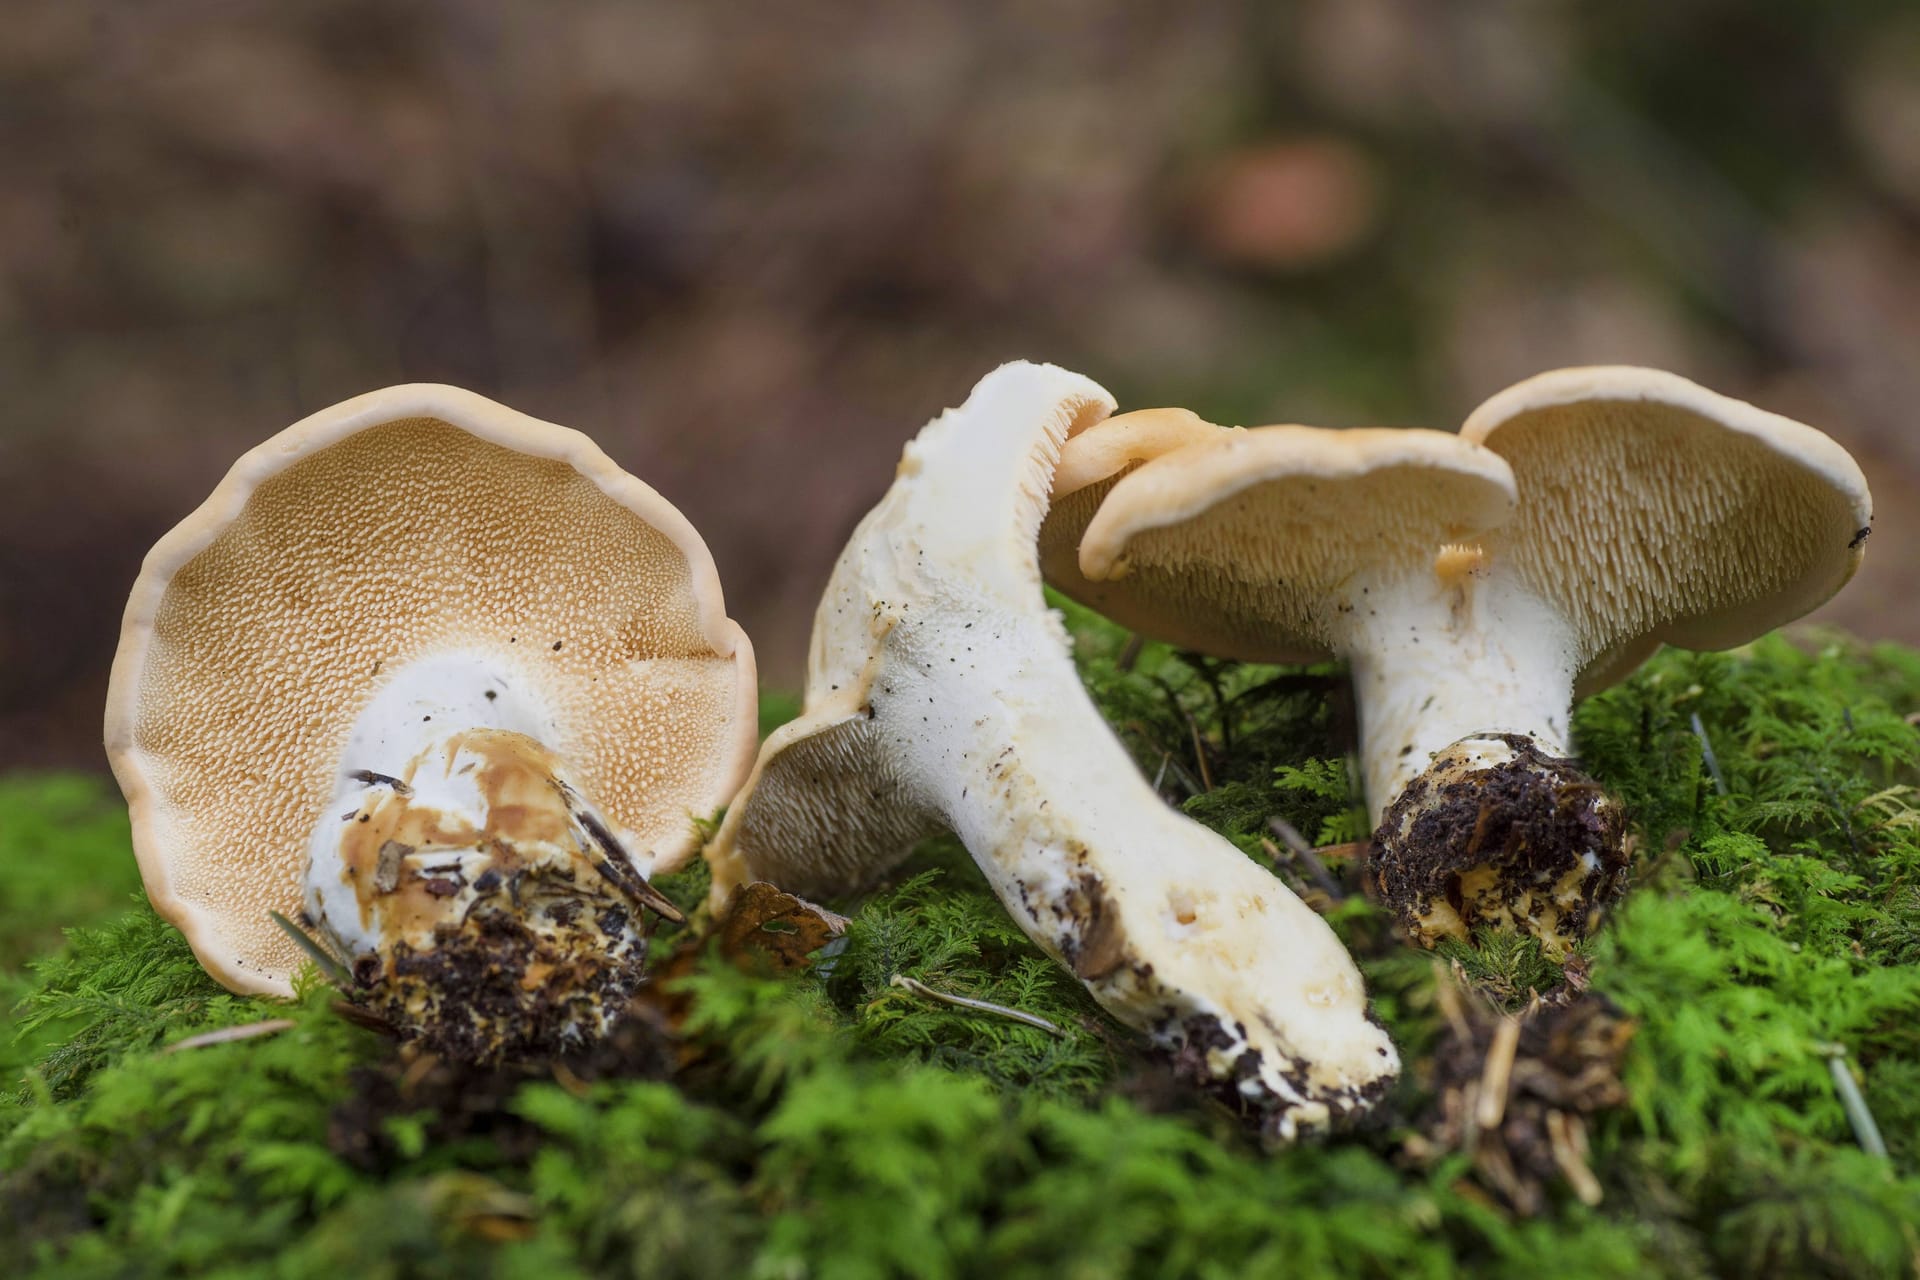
[1815,1042,1890,1159]
[889,974,1066,1036]
[1267,818,1346,900]
[1689,712,1729,797]
[1152,751,1172,793]
[1546,1109,1604,1206]
[401,1050,443,1092]
[575,807,686,923]
[1259,840,1320,905]
[1116,632,1145,672]
[161,1020,297,1054]
[549,1060,594,1099]
[1186,713,1215,792]
[1123,721,1201,796]
[1475,1015,1523,1131]
[1146,672,1217,792]
[1193,659,1233,757]
[331,1000,398,1035]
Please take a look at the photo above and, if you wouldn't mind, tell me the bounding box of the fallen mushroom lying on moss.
[1042,367,1872,956]
[106,384,757,1058]
[706,361,1400,1140]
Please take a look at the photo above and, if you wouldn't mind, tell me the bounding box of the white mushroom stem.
[1329,550,1624,957]
[863,590,1393,1136]
[1335,553,1582,823]
[708,363,1399,1138]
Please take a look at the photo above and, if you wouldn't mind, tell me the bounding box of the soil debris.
[1405,972,1636,1215]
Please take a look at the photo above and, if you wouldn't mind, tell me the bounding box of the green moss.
[0,776,142,974]
[5,616,1919,1277]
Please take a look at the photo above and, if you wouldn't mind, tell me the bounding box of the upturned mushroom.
[1044,367,1871,955]
[706,362,1400,1140]
[107,385,757,1057]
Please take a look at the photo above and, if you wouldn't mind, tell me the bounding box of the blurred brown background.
[5,0,1918,772]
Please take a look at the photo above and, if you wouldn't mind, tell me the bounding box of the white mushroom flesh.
[1334,560,1581,822]
[302,653,682,1055]
[305,652,657,957]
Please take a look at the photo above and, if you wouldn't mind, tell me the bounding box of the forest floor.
[3,600,1917,1278]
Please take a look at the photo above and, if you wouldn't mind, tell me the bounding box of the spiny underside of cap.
[710,710,942,901]
[1476,392,1872,676]
[1057,429,1516,662]
[118,410,749,992]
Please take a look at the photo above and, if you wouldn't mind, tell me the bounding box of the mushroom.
[107,385,757,1055]
[1045,367,1871,955]
[705,362,1400,1140]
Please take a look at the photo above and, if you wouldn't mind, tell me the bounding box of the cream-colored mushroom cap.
[1038,408,1231,642]
[1063,427,1517,662]
[106,384,757,995]
[1460,366,1875,694]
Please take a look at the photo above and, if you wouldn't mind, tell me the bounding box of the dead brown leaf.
[715,881,849,971]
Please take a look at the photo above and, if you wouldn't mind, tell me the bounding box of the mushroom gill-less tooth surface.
[706,361,1401,1141]
[1050,367,1871,956]
[106,385,756,1055]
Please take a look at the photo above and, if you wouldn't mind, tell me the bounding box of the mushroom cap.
[1062,426,1517,662]
[707,361,1117,903]
[1038,408,1230,638]
[1460,366,1874,694]
[106,384,757,996]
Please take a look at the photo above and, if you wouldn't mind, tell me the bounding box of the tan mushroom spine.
[708,362,1400,1140]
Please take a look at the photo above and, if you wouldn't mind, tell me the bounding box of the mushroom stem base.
[352,902,652,1062]
[1370,734,1628,957]
[307,728,673,1061]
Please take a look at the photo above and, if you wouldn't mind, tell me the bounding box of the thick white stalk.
[1334,553,1627,956]
[1332,558,1581,822]
[708,362,1401,1137]
[869,596,1398,1139]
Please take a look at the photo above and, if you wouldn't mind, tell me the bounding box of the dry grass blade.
[1546,1109,1604,1205]
[1475,1015,1522,1131]
[1267,817,1347,899]
[889,974,1067,1036]
[269,910,350,986]
[161,1019,298,1053]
